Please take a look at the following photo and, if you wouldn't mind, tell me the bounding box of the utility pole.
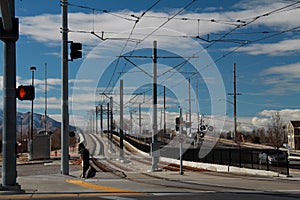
[110,97,113,152]
[160,108,163,130]
[152,40,159,171]
[188,78,191,136]
[196,79,200,132]
[0,0,22,191]
[130,111,133,135]
[164,86,166,134]
[228,63,241,142]
[120,79,124,160]
[139,103,142,135]
[100,104,103,137]
[61,0,69,175]
[95,106,98,134]
[107,102,111,151]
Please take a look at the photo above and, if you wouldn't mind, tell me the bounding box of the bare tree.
[267,112,285,149]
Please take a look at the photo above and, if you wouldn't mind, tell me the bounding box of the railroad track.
[87,133,207,177]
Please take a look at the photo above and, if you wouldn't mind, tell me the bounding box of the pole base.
[0,184,24,195]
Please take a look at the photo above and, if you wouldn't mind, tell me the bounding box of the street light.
[29,66,36,159]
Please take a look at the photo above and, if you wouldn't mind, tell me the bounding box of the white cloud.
[251,109,300,128]
[262,62,300,78]
[259,62,300,94]
[20,14,61,43]
[232,39,300,56]
[19,2,300,48]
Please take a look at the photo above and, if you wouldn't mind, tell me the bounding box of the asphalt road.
[1,133,300,200]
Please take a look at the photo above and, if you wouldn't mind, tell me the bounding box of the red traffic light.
[17,85,35,101]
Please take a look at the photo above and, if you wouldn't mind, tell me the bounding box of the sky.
[1,0,300,133]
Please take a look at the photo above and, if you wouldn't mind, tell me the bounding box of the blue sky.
[1,0,300,132]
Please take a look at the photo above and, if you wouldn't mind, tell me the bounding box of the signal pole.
[0,0,21,191]
[61,0,69,175]
[179,107,184,175]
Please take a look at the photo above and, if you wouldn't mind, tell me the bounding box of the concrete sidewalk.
[0,168,300,199]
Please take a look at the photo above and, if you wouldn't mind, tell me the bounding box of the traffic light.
[70,42,82,60]
[198,131,205,138]
[200,125,206,131]
[175,117,180,131]
[16,85,35,101]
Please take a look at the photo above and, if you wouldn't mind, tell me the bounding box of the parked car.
[258,150,287,165]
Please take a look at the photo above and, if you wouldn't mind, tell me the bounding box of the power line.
[103,1,161,93]
[139,0,197,42]
[67,2,136,21]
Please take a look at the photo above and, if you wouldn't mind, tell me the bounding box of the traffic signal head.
[17,85,35,101]
[175,117,180,131]
[200,125,206,131]
[199,132,205,138]
[70,42,82,60]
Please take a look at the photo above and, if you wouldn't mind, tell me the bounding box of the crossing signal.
[200,125,206,131]
[198,131,205,138]
[70,42,82,61]
[17,85,35,101]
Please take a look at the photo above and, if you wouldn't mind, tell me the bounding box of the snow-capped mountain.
[0,110,77,134]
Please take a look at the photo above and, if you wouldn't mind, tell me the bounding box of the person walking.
[78,143,90,178]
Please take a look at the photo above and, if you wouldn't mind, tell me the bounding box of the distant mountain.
[0,110,78,134]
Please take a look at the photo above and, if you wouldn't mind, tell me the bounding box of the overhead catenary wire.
[103,0,162,93]
[67,2,137,21]
[68,1,300,122]
[139,0,197,42]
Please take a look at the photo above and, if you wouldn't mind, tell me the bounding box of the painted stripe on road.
[66,179,142,194]
[0,193,142,199]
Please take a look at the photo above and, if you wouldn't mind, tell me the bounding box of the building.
[287,121,300,150]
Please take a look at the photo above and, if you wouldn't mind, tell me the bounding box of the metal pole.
[20,117,23,145]
[29,66,36,160]
[44,63,47,132]
[110,97,113,152]
[107,102,111,151]
[152,40,159,171]
[130,111,133,134]
[92,109,95,133]
[188,78,191,136]
[139,103,142,135]
[196,79,199,131]
[164,86,166,134]
[1,0,21,190]
[234,63,237,142]
[160,108,162,130]
[61,0,69,175]
[95,106,98,134]
[27,112,30,141]
[179,107,184,175]
[120,79,124,160]
[100,104,103,137]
